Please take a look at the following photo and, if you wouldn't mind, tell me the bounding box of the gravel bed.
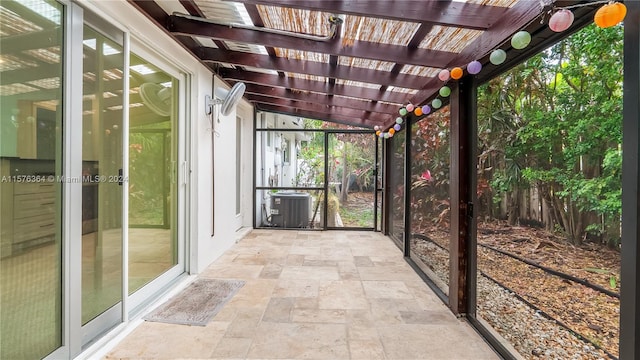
[410,237,612,360]
[477,275,609,360]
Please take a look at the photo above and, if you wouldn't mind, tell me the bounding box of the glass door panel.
[81,24,124,325]
[388,131,406,245]
[0,1,64,358]
[327,133,376,229]
[128,53,178,294]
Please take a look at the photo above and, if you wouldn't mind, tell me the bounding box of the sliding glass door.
[1,2,187,357]
[80,17,125,341]
[0,1,64,358]
[127,48,184,310]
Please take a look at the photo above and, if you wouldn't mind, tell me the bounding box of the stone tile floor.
[105,230,499,359]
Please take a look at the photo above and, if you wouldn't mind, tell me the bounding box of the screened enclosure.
[254,112,379,230]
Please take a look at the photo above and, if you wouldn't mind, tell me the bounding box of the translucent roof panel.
[338,56,395,71]
[401,65,441,78]
[387,86,418,95]
[287,73,326,82]
[342,15,419,46]
[275,49,328,63]
[258,5,332,37]
[336,79,381,90]
[225,41,268,55]
[419,26,484,53]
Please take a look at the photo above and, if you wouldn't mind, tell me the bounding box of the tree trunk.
[507,189,519,226]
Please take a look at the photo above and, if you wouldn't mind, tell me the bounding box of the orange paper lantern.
[376,130,381,136]
[388,128,396,135]
[414,107,423,116]
[450,67,463,80]
[594,2,626,28]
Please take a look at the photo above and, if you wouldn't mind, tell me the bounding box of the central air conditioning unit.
[270,192,310,228]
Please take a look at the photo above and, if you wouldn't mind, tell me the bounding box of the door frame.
[43,2,192,357]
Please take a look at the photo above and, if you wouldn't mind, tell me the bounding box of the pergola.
[129,0,639,358]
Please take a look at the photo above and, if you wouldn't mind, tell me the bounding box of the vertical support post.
[404,115,412,257]
[374,135,379,231]
[252,108,257,229]
[621,3,640,358]
[465,79,478,317]
[449,78,474,315]
[323,132,329,230]
[382,137,391,235]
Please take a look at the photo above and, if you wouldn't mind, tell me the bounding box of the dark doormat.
[143,278,245,326]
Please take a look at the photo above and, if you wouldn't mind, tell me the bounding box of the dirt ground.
[413,220,620,357]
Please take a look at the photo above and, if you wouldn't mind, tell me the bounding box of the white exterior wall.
[83,1,253,274]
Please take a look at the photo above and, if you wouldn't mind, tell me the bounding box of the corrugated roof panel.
[342,16,419,46]
[419,26,484,53]
[338,56,395,71]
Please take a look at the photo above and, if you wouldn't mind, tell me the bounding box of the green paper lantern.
[511,31,531,50]
[396,117,404,124]
[439,86,451,97]
[399,108,408,116]
[432,98,442,109]
[490,49,507,65]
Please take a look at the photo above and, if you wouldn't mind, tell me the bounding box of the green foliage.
[476,24,623,245]
[294,131,325,187]
[129,131,169,225]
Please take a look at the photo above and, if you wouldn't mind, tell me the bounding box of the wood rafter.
[219,68,434,105]
[241,82,402,113]
[246,94,391,122]
[256,104,379,128]
[168,14,457,68]
[125,0,556,128]
[224,0,507,30]
[199,47,429,89]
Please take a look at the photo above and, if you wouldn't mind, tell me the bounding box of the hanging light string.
[378,0,625,139]
[558,0,611,11]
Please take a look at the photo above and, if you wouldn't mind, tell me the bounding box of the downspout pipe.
[172,12,343,42]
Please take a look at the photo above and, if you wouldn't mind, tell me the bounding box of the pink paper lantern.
[438,69,450,82]
[406,103,415,112]
[549,9,574,32]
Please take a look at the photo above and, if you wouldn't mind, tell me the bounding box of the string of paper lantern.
[376,0,626,140]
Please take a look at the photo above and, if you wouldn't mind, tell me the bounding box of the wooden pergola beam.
[247,93,390,122]
[219,68,428,104]
[256,103,379,128]
[168,14,457,68]
[228,0,506,30]
[242,82,401,113]
[200,47,429,89]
